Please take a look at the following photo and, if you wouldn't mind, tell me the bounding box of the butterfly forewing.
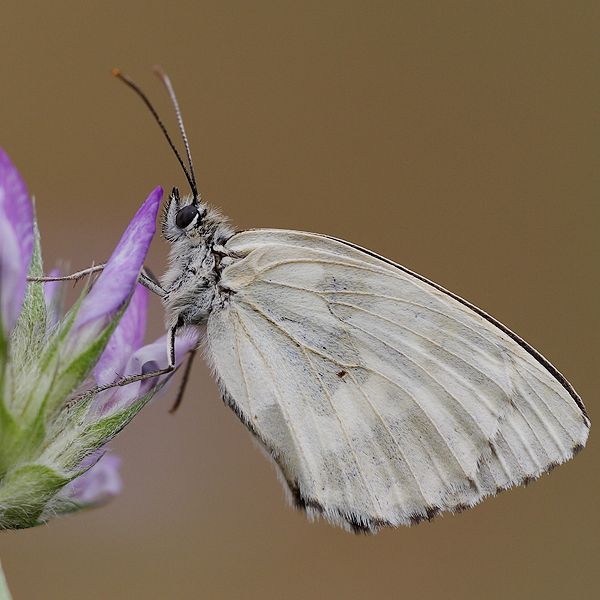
[206,229,589,532]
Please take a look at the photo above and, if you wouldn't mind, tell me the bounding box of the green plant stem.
[0,560,12,600]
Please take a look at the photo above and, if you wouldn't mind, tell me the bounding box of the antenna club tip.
[111,68,122,77]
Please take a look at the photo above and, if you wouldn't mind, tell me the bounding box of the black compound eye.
[175,204,199,229]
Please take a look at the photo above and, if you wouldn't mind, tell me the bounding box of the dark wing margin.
[324,234,589,425]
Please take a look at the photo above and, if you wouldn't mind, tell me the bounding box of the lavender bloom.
[94,283,150,388]
[0,147,33,341]
[91,327,199,418]
[0,145,197,529]
[64,453,122,507]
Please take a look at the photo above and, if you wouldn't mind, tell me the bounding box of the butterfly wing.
[206,229,589,532]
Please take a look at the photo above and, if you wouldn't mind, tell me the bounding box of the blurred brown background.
[1,2,598,599]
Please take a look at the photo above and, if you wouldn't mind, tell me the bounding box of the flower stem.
[0,560,12,600]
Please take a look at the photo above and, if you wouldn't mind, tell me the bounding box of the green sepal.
[43,296,132,417]
[33,282,88,377]
[38,451,105,520]
[0,464,69,529]
[40,489,86,520]
[59,376,171,473]
[10,215,47,369]
[14,283,132,425]
[0,219,49,477]
[1,277,136,477]
[0,211,44,432]
[0,403,46,478]
[0,328,6,412]
[5,270,90,426]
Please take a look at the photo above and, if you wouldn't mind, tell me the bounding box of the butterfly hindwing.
[206,229,589,532]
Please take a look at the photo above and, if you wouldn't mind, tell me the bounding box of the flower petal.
[43,268,61,309]
[66,453,122,506]
[94,283,149,387]
[44,268,63,328]
[92,327,200,416]
[73,186,162,334]
[0,146,34,337]
[42,188,162,416]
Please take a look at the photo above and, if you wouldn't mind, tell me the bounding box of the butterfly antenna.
[111,69,199,201]
[153,66,198,201]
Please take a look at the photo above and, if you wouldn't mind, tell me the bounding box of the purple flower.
[91,327,199,418]
[0,146,34,338]
[0,144,198,530]
[63,186,163,360]
[66,453,122,506]
[94,283,150,387]
[75,187,162,331]
[89,278,200,417]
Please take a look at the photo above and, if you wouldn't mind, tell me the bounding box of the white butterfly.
[122,70,591,533]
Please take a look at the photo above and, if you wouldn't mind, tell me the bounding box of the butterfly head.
[162,187,204,241]
[159,184,233,329]
[162,186,232,246]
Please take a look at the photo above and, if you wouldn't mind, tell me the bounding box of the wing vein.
[254,279,512,406]
[330,300,499,439]
[254,256,396,279]
[343,369,433,506]
[345,322,483,481]
[505,355,581,446]
[230,306,317,487]
[300,347,384,520]
[331,299,507,414]
[231,306,255,419]
[236,296,359,367]
[239,291,492,480]
[503,355,572,456]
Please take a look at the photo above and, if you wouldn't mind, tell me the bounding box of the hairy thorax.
[160,198,236,329]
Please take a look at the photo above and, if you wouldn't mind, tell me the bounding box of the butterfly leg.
[27,263,107,283]
[168,347,197,413]
[103,323,178,390]
[138,268,166,297]
[70,324,179,405]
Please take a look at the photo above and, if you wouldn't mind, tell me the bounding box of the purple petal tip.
[0,146,34,336]
[94,283,149,386]
[74,187,163,331]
